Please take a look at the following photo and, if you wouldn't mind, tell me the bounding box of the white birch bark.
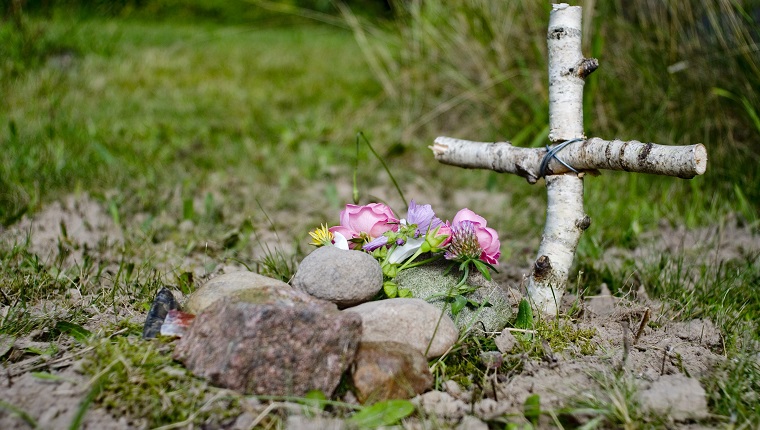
[429,3,707,315]
[528,4,590,315]
[529,174,589,313]
[547,4,586,142]
[430,137,707,183]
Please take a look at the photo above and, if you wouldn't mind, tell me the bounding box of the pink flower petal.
[452,208,488,228]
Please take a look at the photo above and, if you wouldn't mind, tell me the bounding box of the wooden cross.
[430,4,707,316]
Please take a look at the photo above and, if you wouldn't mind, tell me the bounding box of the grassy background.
[1,0,759,427]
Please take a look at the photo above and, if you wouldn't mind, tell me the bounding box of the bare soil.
[1,194,758,428]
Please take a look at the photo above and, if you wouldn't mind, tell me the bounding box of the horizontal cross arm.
[431,136,707,184]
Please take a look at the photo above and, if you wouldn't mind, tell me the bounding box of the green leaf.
[55,321,92,343]
[177,271,194,295]
[397,288,413,298]
[383,281,398,298]
[451,295,468,316]
[349,399,415,428]
[302,389,328,412]
[472,259,491,280]
[523,393,541,426]
[515,299,534,331]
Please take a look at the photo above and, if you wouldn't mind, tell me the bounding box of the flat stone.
[292,246,383,307]
[395,260,514,333]
[184,271,310,314]
[638,374,708,421]
[351,341,433,404]
[343,298,458,359]
[173,298,361,396]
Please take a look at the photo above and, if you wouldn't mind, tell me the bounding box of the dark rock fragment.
[143,287,179,339]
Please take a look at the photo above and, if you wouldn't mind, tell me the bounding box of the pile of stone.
[145,246,517,404]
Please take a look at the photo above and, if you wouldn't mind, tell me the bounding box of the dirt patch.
[0,365,127,429]
[0,193,751,427]
[3,193,124,267]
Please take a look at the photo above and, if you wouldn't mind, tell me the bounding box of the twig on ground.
[633,308,650,345]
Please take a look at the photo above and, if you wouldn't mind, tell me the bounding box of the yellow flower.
[308,224,334,247]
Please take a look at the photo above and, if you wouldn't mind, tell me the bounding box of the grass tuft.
[82,334,241,428]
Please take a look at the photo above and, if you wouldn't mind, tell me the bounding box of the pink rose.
[329,203,399,249]
[451,208,501,265]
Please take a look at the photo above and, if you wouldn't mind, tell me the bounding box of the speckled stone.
[174,298,361,396]
[395,260,514,333]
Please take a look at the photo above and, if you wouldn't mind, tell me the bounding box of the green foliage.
[514,299,534,332]
[82,335,241,427]
[348,399,415,428]
[703,341,760,427]
[534,318,597,357]
[564,372,654,429]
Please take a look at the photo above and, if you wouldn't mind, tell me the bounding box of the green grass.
[82,331,242,428]
[1,14,382,224]
[1,1,759,427]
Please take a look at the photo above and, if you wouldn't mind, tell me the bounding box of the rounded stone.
[351,341,433,404]
[395,260,514,333]
[184,271,300,314]
[343,298,458,359]
[292,246,383,307]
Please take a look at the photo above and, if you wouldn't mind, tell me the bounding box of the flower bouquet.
[309,200,501,301]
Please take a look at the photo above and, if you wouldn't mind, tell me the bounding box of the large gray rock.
[395,260,513,333]
[343,298,458,359]
[637,374,708,422]
[184,271,296,314]
[292,246,383,307]
[173,298,361,396]
[351,341,433,404]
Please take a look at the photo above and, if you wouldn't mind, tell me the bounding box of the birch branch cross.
[430,3,708,316]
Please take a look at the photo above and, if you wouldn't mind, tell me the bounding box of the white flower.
[387,237,425,264]
[332,232,349,250]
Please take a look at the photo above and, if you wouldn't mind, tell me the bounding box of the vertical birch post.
[529,4,592,315]
[430,3,707,316]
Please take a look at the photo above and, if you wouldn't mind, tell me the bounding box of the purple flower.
[445,221,484,262]
[406,200,444,237]
[363,235,389,251]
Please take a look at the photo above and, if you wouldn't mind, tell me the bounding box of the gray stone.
[395,260,513,333]
[351,341,433,404]
[343,298,458,359]
[184,271,296,314]
[638,374,708,421]
[173,298,361,396]
[292,246,383,307]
